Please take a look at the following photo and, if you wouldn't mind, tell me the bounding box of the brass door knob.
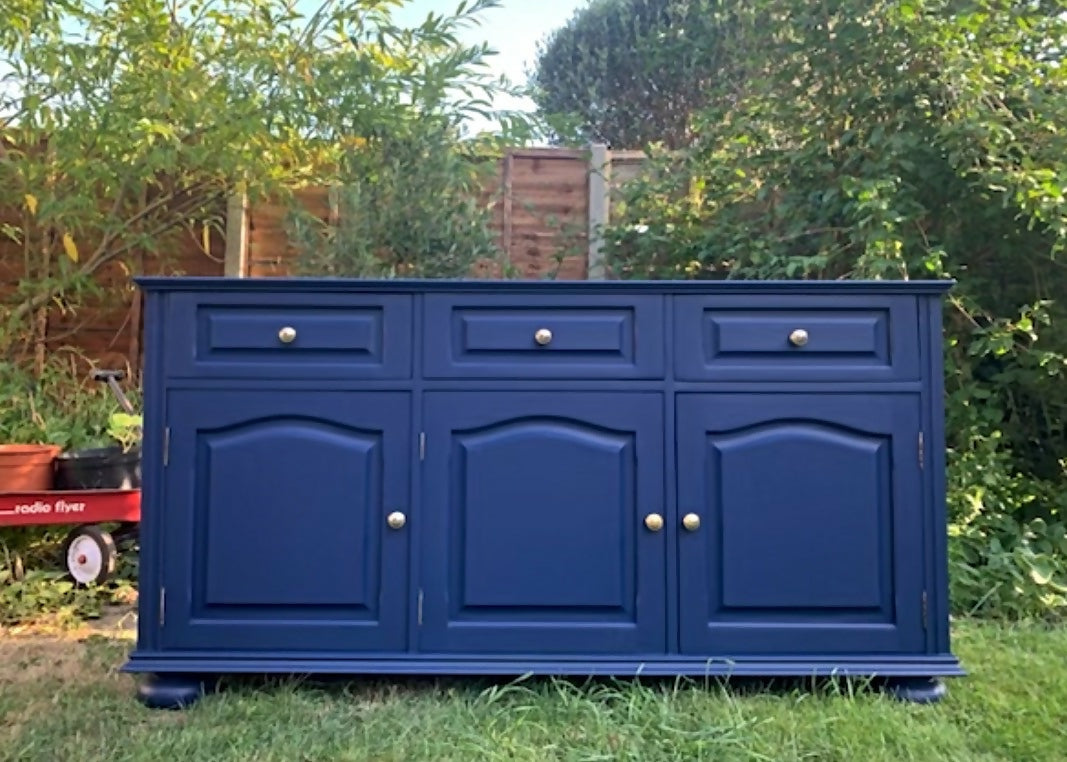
[644,513,664,532]
[682,513,701,532]
[534,328,553,346]
[278,326,297,344]
[789,329,808,347]
[386,511,406,530]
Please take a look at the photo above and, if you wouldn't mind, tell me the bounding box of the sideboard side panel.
[136,289,167,653]
[921,293,953,655]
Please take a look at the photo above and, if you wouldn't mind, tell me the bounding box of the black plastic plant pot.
[53,445,142,490]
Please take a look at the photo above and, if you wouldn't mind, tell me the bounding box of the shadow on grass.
[179,670,894,708]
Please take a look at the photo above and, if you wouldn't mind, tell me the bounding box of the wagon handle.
[91,369,136,414]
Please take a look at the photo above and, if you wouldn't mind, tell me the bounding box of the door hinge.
[417,588,424,626]
[419,432,426,462]
[921,591,928,630]
[159,587,166,627]
[163,427,171,467]
[918,431,924,470]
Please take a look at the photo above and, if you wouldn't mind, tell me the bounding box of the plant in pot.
[0,362,63,493]
[50,371,143,587]
[53,370,142,491]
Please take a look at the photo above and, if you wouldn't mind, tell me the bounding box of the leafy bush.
[0,567,102,627]
[945,371,1067,619]
[286,124,505,279]
[0,535,138,626]
[0,0,527,357]
[597,0,1067,618]
[0,351,139,450]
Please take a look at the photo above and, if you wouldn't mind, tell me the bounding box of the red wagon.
[0,370,141,584]
[0,489,140,583]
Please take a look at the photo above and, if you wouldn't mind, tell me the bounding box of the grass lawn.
[1,616,1064,761]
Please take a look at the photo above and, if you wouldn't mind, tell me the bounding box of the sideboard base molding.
[126,655,962,708]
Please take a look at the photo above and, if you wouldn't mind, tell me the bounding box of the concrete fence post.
[587,143,610,280]
[224,192,248,277]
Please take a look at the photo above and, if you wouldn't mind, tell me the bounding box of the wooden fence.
[4,145,647,372]
[230,147,647,280]
[0,205,227,372]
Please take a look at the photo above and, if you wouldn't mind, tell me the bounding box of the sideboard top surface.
[135,276,954,296]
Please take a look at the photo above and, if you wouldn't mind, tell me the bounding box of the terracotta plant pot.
[0,444,62,493]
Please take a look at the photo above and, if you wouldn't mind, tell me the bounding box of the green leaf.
[1028,559,1056,586]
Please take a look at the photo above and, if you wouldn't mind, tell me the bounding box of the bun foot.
[136,673,216,709]
[881,677,947,704]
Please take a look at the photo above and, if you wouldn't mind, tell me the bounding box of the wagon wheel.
[62,525,117,585]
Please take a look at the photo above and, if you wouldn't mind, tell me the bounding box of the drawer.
[166,292,413,379]
[423,294,664,378]
[674,295,919,381]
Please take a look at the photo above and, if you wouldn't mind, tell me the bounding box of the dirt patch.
[87,602,138,635]
[0,629,137,751]
[0,604,136,689]
[0,603,136,640]
[0,637,95,687]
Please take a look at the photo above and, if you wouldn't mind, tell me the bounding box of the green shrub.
[0,353,140,451]
[285,124,505,279]
[597,0,1067,619]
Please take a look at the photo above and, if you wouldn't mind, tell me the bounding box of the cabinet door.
[420,392,665,654]
[677,394,925,655]
[161,390,410,652]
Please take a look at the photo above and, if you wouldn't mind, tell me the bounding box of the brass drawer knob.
[789,329,809,347]
[534,328,553,346]
[682,513,701,532]
[387,511,406,530]
[278,326,297,344]
[644,513,664,532]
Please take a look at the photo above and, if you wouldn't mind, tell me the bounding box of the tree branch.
[8,181,222,326]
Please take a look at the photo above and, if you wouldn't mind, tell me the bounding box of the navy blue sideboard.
[125,278,963,707]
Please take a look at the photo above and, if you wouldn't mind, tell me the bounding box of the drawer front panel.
[674,295,919,381]
[167,292,413,378]
[423,294,664,378]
